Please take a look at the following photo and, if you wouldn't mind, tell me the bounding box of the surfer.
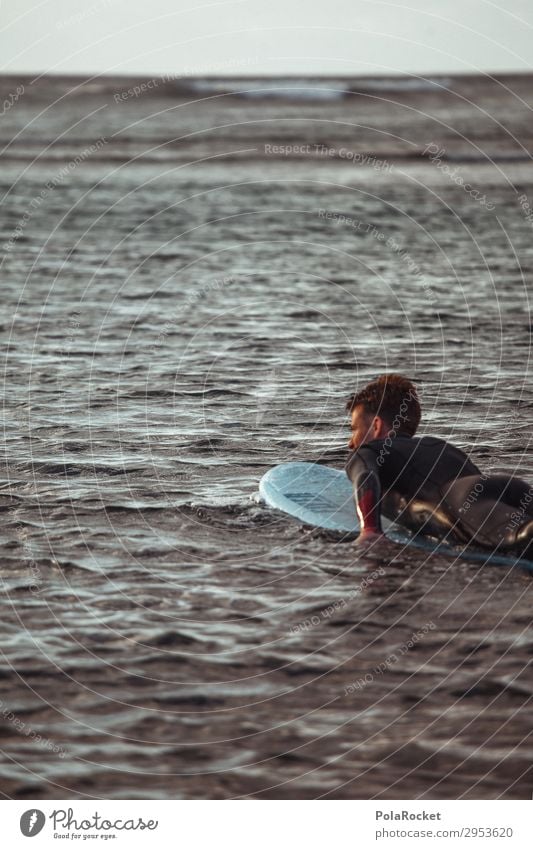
[345,374,533,556]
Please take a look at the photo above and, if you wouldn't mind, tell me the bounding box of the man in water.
[345,373,533,556]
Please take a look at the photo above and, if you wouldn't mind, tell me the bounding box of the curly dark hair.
[345,374,421,437]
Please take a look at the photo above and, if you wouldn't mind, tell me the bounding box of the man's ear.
[371,416,382,438]
[372,415,388,439]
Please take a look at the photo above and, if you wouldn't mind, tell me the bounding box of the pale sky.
[1,0,533,77]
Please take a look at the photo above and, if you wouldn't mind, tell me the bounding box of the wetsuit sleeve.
[345,447,383,534]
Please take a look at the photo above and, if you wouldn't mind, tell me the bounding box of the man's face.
[348,404,376,450]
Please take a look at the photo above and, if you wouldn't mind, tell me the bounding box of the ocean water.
[0,73,532,799]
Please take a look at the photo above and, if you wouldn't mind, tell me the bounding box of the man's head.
[346,374,421,450]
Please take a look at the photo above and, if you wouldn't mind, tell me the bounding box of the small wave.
[176,76,453,101]
[181,78,349,101]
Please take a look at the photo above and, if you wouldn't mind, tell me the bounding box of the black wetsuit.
[346,435,533,555]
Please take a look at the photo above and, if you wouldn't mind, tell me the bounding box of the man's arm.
[345,448,384,538]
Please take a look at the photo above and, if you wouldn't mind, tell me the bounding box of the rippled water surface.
[0,74,533,799]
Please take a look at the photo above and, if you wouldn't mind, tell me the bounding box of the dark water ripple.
[0,74,532,799]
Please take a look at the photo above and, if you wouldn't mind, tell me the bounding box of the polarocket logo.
[20,809,46,837]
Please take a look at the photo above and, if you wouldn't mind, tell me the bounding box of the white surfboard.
[258,462,533,570]
[259,461,392,533]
